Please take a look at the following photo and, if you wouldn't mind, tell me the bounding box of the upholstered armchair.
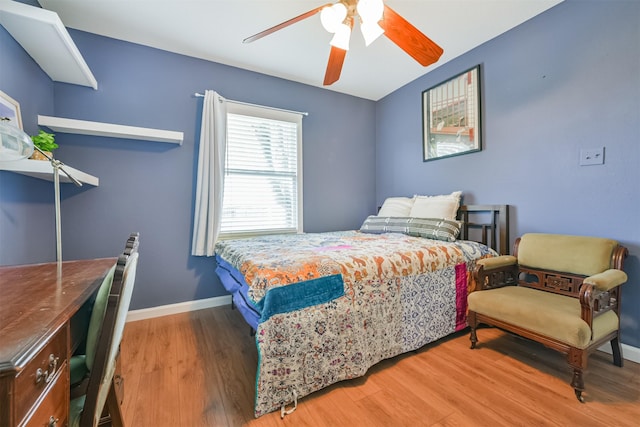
[467,233,628,402]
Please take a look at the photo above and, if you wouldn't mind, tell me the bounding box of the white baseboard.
[126,295,232,322]
[598,342,640,364]
[127,297,640,365]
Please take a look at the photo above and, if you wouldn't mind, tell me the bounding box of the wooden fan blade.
[243,3,333,44]
[379,5,443,66]
[324,46,347,86]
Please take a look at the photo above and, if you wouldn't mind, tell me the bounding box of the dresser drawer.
[15,326,68,424]
[20,362,68,427]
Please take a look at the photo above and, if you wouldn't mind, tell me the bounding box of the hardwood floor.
[120,305,639,426]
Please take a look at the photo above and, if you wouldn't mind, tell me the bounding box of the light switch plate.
[579,147,604,166]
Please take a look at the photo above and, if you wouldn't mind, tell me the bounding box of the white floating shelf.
[38,115,184,145]
[0,0,97,89]
[0,159,99,186]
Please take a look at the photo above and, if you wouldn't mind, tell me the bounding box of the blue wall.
[0,15,56,265]
[1,19,376,309]
[376,0,640,347]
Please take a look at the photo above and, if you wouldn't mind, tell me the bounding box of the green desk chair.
[69,233,140,427]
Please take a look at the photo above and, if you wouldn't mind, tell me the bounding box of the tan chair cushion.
[517,234,618,276]
[468,286,618,349]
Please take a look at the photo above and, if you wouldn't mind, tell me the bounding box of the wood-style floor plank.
[130,314,182,426]
[120,305,640,426]
[118,317,147,417]
[175,311,221,426]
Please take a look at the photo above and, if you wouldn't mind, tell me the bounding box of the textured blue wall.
[0,20,57,265]
[1,26,376,309]
[376,0,640,347]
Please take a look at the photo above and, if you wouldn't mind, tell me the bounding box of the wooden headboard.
[458,205,510,255]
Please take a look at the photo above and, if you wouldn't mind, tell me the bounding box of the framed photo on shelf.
[0,89,23,130]
[422,65,481,162]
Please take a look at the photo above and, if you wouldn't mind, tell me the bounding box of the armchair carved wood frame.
[467,233,629,402]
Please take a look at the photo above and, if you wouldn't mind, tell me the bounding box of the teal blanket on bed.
[257,274,344,322]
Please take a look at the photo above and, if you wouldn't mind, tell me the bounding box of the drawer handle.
[48,416,59,427]
[35,354,59,385]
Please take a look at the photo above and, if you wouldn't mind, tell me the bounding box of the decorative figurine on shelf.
[30,130,57,160]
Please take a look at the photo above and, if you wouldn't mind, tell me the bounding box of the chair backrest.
[82,264,116,373]
[515,233,620,276]
[80,232,140,427]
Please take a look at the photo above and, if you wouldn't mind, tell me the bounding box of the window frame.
[218,102,303,239]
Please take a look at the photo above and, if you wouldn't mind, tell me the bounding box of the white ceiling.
[38,0,563,101]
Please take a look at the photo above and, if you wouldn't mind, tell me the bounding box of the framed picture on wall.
[0,89,23,130]
[422,65,481,162]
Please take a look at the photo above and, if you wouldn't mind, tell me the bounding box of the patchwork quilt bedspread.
[215,231,496,417]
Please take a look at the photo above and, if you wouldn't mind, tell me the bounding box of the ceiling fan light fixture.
[330,23,351,51]
[243,0,444,86]
[360,21,384,46]
[321,3,348,34]
[356,0,384,23]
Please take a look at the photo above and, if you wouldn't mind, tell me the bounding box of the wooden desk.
[0,258,117,427]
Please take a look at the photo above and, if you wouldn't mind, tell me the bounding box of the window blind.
[220,103,303,236]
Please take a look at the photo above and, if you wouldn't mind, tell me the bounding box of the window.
[220,103,303,237]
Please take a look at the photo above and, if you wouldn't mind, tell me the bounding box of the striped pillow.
[359,216,461,242]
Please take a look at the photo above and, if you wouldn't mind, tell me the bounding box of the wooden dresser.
[0,258,116,427]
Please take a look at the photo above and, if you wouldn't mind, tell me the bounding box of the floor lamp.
[0,122,81,262]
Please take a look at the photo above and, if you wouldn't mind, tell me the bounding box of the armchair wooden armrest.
[473,255,518,291]
[579,270,627,329]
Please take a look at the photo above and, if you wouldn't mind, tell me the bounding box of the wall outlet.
[579,147,604,166]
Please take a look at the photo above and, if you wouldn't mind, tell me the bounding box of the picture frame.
[0,89,23,130]
[422,65,481,162]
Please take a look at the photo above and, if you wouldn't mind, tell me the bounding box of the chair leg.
[105,380,125,427]
[468,311,478,349]
[611,337,624,367]
[470,327,478,349]
[571,368,585,403]
[568,348,587,403]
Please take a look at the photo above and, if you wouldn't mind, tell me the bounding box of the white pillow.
[378,197,414,217]
[409,191,462,220]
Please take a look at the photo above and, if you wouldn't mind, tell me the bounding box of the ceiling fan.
[243,0,444,86]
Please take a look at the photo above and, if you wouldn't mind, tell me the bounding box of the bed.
[214,202,509,417]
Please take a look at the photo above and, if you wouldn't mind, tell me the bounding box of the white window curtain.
[191,90,227,256]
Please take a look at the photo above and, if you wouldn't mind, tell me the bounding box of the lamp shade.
[357,0,384,45]
[0,122,33,161]
[361,21,384,46]
[330,23,352,51]
[320,3,347,33]
[357,0,384,22]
